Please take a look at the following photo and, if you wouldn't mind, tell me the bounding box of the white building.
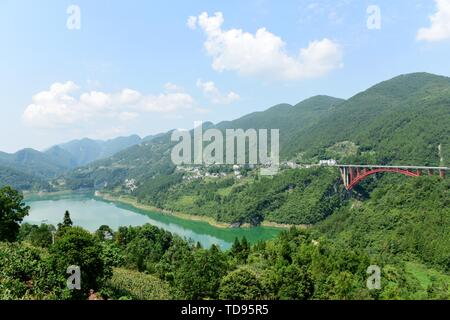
[319,159,337,166]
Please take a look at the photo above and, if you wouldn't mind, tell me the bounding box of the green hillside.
[58,73,450,227]
[284,73,450,166]
[216,95,345,154]
[61,95,346,190]
[315,175,450,273]
[0,166,51,191]
[0,148,74,179]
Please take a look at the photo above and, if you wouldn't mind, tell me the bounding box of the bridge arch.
[337,165,447,191]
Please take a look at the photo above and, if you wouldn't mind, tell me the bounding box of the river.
[24,193,282,250]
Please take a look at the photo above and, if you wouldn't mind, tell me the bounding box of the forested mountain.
[3,73,449,222]
[62,72,449,188]
[61,94,346,188]
[0,148,75,179]
[0,166,50,191]
[216,95,345,152]
[315,175,450,273]
[283,72,450,166]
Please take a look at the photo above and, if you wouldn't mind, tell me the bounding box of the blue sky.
[1,0,450,152]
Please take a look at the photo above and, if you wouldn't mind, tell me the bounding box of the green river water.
[24,193,282,250]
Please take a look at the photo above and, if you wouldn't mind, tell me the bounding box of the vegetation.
[316,176,450,273]
[0,183,448,300]
[57,73,449,227]
[0,166,51,191]
[0,135,144,188]
[0,186,30,242]
[0,73,449,300]
[140,167,342,226]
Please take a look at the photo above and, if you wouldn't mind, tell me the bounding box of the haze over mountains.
[0,135,152,189]
[0,72,449,192]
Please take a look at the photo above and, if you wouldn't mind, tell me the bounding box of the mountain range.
[1,72,449,192]
[0,135,149,189]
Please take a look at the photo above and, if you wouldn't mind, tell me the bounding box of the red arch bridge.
[335,165,449,191]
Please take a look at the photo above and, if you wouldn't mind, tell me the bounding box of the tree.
[0,186,29,242]
[230,237,250,264]
[230,238,242,257]
[0,243,69,300]
[174,245,228,299]
[277,265,314,300]
[219,268,264,300]
[63,210,73,227]
[95,225,114,241]
[18,223,55,248]
[49,227,109,299]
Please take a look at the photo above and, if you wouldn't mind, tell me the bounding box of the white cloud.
[141,92,194,113]
[23,81,195,129]
[196,79,240,105]
[187,16,198,30]
[164,82,184,92]
[417,0,450,42]
[188,12,343,81]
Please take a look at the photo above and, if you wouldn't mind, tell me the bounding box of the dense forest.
[132,167,342,225]
[0,179,448,300]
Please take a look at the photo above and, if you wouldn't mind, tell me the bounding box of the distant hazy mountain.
[56,134,142,166]
[0,135,144,187]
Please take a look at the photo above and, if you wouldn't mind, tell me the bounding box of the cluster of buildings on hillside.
[176,166,228,181]
[282,159,337,169]
[175,159,338,181]
[124,178,138,192]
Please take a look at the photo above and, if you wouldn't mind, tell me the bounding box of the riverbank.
[23,189,91,200]
[260,220,309,229]
[96,192,235,229]
[96,192,297,230]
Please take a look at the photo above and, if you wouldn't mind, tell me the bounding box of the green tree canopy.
[49,227,108,298]
[0,186,29,242]
[63,210,73,227]
[219,268,264,300]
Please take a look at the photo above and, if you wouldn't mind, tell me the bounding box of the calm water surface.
[24,193,281,250]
